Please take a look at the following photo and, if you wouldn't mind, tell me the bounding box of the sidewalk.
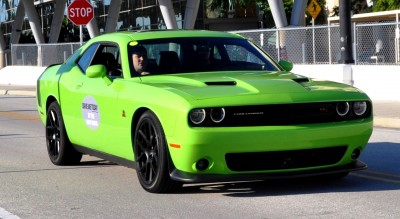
[0,84,399,129]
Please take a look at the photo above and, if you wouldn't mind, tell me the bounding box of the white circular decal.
[82,96,100,130]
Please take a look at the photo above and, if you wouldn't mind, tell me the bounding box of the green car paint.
[37,30,373,193]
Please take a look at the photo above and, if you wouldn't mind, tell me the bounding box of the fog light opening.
[351,148,361,160]
[195,159,210,171]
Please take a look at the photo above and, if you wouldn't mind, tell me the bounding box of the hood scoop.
[205,81,237,86]
[292,77,310,83]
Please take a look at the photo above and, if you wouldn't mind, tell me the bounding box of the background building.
[0,0,266,46]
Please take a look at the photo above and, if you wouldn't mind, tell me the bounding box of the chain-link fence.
[11,43,80,66]
[7,21,400,67]
[232,21,400,65]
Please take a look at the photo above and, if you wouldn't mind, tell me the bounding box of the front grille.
[225,146,347,171]
[189,101,372,127]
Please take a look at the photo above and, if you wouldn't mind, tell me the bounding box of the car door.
[59,42,124,154]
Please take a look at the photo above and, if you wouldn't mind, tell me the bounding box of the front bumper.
[170,160,367,183]
[167,118,373,175]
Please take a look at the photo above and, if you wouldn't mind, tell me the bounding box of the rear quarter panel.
[37,64,63,124]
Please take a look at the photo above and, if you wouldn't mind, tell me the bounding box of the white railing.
[7,21,400,67]
[10,42,80,66]
[231,21,400,65]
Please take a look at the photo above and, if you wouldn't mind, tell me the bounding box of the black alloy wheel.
[134,111,182,193]
[46,102,82,165]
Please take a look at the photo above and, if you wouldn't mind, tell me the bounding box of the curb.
[374,117,400,130]
[0,89,36,96]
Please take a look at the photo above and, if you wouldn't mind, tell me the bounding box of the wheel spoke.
[48,139,56,156]
[49,110,58,127]
[137,130,149,151]
[147,162,153,182]
[150,128,158,147]
[56,140,60,154]
[137,153,146,162]
[46,126,53,138]
[152,153,159,170]
[146,122,152,140]
[139,161,147,173]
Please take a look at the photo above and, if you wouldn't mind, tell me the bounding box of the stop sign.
[67,0,94,25]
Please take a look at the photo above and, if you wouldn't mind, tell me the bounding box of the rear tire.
[134,111,182,193]
[46,102,82,165]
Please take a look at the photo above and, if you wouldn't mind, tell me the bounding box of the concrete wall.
[292,65,400,101]
[0,65,399,101]
[0,66,46,86]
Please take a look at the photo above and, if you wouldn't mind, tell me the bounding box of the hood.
[137,71,359,100]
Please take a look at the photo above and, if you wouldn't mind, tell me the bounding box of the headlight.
[336,102,350,116]
[210,108,225,123]
[353,101,367,116]
[189,109,206,124]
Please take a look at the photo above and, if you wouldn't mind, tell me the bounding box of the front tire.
[134,111,182,193]
[46,102,82,165]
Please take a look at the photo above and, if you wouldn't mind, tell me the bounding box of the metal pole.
[353,22,357,65]
[396,12,399,64]
[276,29,280,61]
[328,21,332,64]
[159,0,178,29]
[38,44,42,67]
[339,0,354,64]
[312,18,315,64]
[80,25,83,46]
[267,0,288,28]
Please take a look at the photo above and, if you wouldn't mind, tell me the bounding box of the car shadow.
[0,160,118,175]
[77,159,118,166]
[179,142,400,196]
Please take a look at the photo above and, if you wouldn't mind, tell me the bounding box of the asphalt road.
[1,95,400,219]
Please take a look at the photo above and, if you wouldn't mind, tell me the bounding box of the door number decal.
[82,96,100,130]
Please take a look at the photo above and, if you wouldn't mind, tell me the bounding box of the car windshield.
[128,37,280,76]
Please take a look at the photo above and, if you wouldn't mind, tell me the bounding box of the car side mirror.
[86,64,112,85]
[278,60,293,71]
[87,64,106,78]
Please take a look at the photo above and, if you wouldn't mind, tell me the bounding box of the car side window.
[225,44,263,65]
[77,44,99,73]
[91,45,122,78]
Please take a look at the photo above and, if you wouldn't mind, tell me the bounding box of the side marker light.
[170,144,181,149]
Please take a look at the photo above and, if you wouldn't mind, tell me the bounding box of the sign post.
[306,0,321,64]
[67,0,94,45]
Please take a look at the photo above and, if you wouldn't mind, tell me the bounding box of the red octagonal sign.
[67,0,94,25]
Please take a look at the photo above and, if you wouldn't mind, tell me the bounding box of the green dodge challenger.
[36,30,373,193]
